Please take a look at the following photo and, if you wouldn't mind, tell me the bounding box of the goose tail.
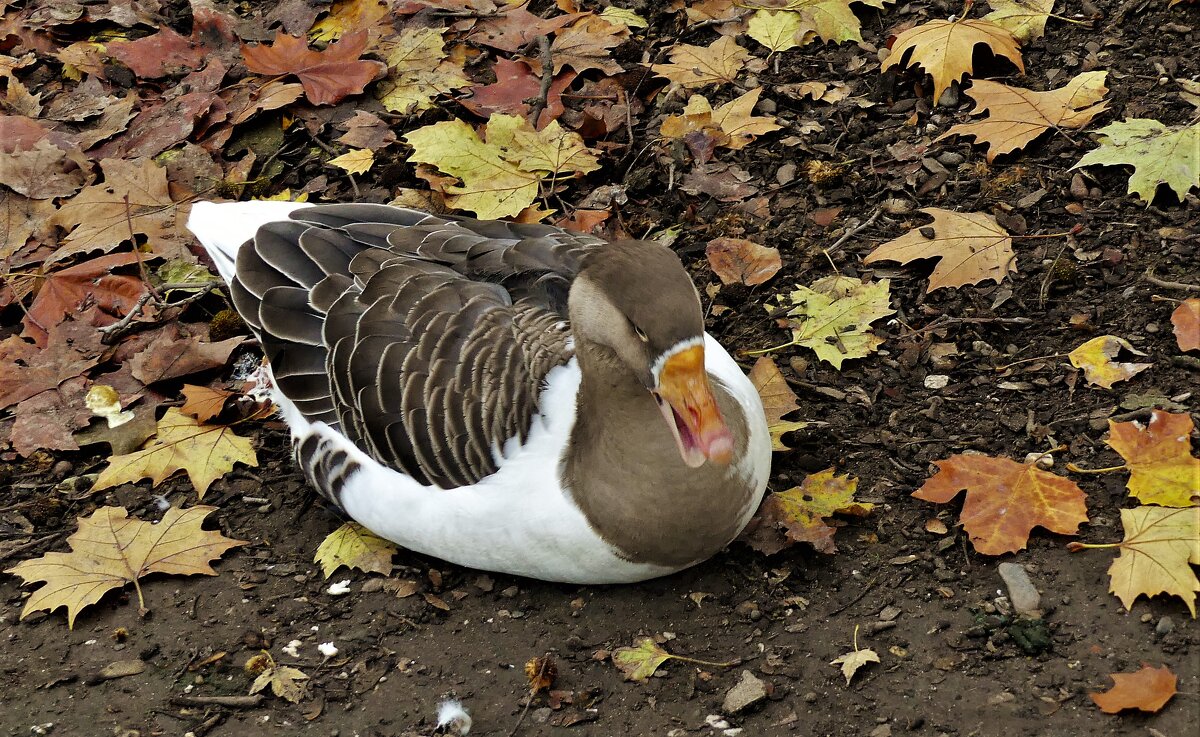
[186,200,312,285]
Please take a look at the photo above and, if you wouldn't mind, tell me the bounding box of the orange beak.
[653,344,734,468]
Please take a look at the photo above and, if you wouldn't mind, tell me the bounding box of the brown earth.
[2,1,1198,736]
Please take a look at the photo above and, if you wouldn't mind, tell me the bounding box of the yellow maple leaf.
[660,89,782,151]
[1071,506,1200,617]
[748,356,807,451]
[763,468,874,553]
[405,115,598,219]
[610,637,734,682]
[328,148,374,175]
[1068,335,1152,389]
[864,208,1016,290]
[598,6,648,29]
[1106,410,1200,508]
[1072,118,1200,202]
[249,652,310,703]
[789,0,894,44]
[763,276,894,369]
[5,505,245,627]
[937,72,1109,162]
[310,0,391,43]
[983,0,1055,41]
[651,36,765,88]
[92,407,258,498]
[377,27,470,114]
[880,18,1023,102]
[830,645,879,685]
[747,9,815,52]
[314,522,397,579]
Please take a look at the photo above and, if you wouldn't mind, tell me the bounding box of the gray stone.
[723,670,768,714]
[998,562,1041,616]
[1156,616,1175,636]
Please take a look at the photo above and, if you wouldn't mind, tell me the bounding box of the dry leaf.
[830,644,879,685]
[769,276,894,369]
[1090,664,1178,713]
[611,637,673,681]
[5,506,245,627]
[1068,335,1152,389]
[251,658,310,703]
[180,385,236,423]
[881,18,1023,102]
[329,148,374,175]
[983,0,1055,42]
[313,522,397,579]
[1106,410,1200,508]
[241,30,386,106]
[1172,298,1200,352]
[914,454,1089,555]
[0,138,86,199]
[706,237,781,286]
[864,208,1016,290]
[1090,506,1200,616]
[1073,118,1200,202]
[747,9,814,53]
[310,0,393,43]
[461,59,575,128]
[937,73,1109,162]
[660,89,782,154]
[525,654,558,694]
[748,356,807,451]
[92,407,258,498]
[551,15,627,76]
[760,469,874,554]
[22,252,147,346]
[378,27,470,114]
[651,36,764,89]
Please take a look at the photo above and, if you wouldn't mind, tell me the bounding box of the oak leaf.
[1073,118,1200,202]
[4,505,245,627]
[1091,664,1178,713]
[769,276,894,369]
[314,522,397,579]
[759,469,874,554]
[706,237,781,286]
[1106,410,1200,508]
[652,36,765,89]
[92,407,258,498]
[937,73,1109,162]
[880,18,1023,102]
[1068,335,1152,389]
[550,15,627,75]
[377,27,470,114]
[983,0,1055,42]
[864,208,1016,291]
[241,30,386,106]
[913,454,1089,555]
[748,356,807,451]
[1172,298,1199,352]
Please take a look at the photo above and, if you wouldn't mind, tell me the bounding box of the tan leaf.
[748,356,807,451]
[251,662,310,703]
[92,407,258,498]
[525,654,558,694]
[611,637,673,681]
[706,237,781,286]
[661,89,781,152]
[0,139,86,199]
[180,384,236,423]
[937,73,1109,161]
[1172,298,1200,352]
[313,522,397,579]
[983,0,1055,42]
[377,27,470,114]
[551,15,627,75]
[1091,664,1178,713]
[830,645,879,685]
[914,454,1089,555]
[4,505,245,627]
[864,208,1016,291]
[651,36,765,89]
[880,18,1024,102]
[1068,335,1152,389]
[328,148,374,175]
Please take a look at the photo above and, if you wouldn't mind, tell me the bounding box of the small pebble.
[1155,617,1174,636]
[803,691,818,703]
[936,152,964,167]
[924,374,950,389]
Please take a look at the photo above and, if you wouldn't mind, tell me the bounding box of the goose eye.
[633,325,649,342]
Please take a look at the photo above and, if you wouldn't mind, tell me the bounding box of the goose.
[187,201,771,583]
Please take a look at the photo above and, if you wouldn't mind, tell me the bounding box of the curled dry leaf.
[1068,335,1152,389]
[747,356,806,451]
[1171,298,1199,352]
[706,237,781,286]
[525,654,558,694]
[1106,410,1200,508]
[1090,664,1178,713]
[313,522,397,579]
[251,659,310,704]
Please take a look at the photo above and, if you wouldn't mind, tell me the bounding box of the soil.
[1,1,1198,736]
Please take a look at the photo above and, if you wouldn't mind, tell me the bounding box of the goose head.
[569,240,734,468]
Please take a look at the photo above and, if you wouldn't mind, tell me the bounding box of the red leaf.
[241,31,386,106]
[108,27,204,78]
[461,59,575,129]
[23,252,147,346]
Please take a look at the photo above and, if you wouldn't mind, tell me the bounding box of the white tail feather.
[186,200,312,285]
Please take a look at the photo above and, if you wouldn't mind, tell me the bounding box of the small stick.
[527,35,554,128]
[1144,268,1200,293]
[170,694,264,708]
[0,531,66,564]
[826,208,882,255]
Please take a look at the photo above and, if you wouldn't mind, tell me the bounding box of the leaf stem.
[669,653,739,669]
[1066,462,1127,474]
[1066,540,1119,552]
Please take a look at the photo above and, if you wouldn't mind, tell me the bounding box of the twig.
[170,694,264,708]
[1144,268,1200,293]
[99,282,216,344]
[0,531,66,564]
[124,194,163,304]
[826,208,882,255]
[507,695,534,737]
[527,35,554,129]
[827,575,879,616]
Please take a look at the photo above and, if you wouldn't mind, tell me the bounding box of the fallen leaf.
[335,111,396,150]
[660,89,782,155]
[770,276,895,369]
[652,36,764,89]
[22,252,147,346]
[525,654,558,694]
[880,18,1023,102]
[10,376,90,456]
[680,162,760,201]
[599,6,648,29]
[1068,335,1152,389]
[180,385,236,423]
[127,325,243,385]
[1,189,57,260]
[329,148,374,175]
[937,73,1109,162]
[983,0,1055,41]
[914,454,1089,554]
[706,237,781,286]
[550,15,626,76]
[74,405,158,456]
[611,637,673,681]
[1089,506,1200,616]
[1073,118,1200,202]
[0,139,86,199]
[1090,664,1178,713]
[242,30,386,106]
[377,27,470,114]
[759,469,874,554]
[747,9,815,53]
[251,661,310,703]
[0,319,105,411]
[107,26,204,78]
[310,0,393,43]
[5,505,245,627]
[313,522,397,579]
[1106,410,1200,508]
[748,356,807,451]
[830,645,879,685]
[784,0,893,45]
[92,407,258,498]
[1172,298,1200,352]
[460,59,575,129]
[473,7,582,53]
[864,208,1016,290]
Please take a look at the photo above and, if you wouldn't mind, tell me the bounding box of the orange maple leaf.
[1172,298,1199,353]
[241,31,385,106]
[1090,664,1177,713]
[1106,410,1200,507]
[913,454,1089,554]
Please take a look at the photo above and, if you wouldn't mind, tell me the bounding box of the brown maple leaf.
[706,237,781,286]
[550,15,627,76]
[1090,664,1178,713]
[1,188,57,261]
[913,453,1089,554]
[22,252,147,346]
[747,356,805,451]
[475,7,582,53]
[127,323,243,385]
[0,317,106,411]
[107,27,206,78]
[461,59,576,129]
[0,138,87,199]
[863,208,1016,291]
[241,30,386,106]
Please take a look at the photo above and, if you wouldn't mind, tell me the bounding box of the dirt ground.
[2,0,1198,736]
